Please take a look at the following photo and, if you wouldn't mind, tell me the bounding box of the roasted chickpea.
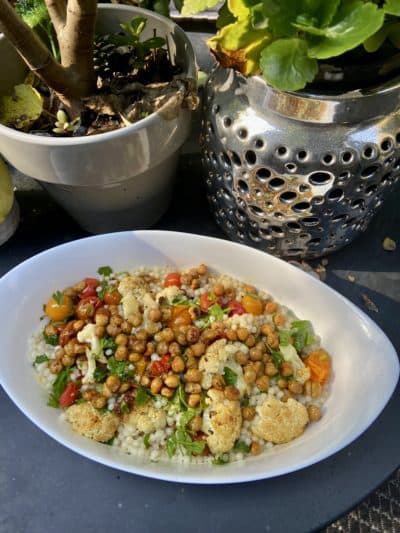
[256,375,269,392]
[265,362,278,376]
[106,324,120,337]
[72,320,85,332]
[61,354,75,367]
[76,300,95,320]
[281,390,293,402]
[242,406,256,421]
[95,311,109,327]
[288,381,303,395]
[91,394,107,409]
[235,350,249,366]
[156,341,169,355]
[128,351,141,363]
[148,307,162,322]
[250,441,262,456]
[135,329,148,341]
[185,368,202,383]
[171,356,185,373]
[168,341,181,357]
[187,393,201,407]
[106,375,121,393]
[307,404,322,421]
[94,325,106,338]
[244,368,257,384]
[164,374,180,389]
[128,313,142,327]
[162,328,175,343]
[188,415,203,432]
[141,375,151,387]
[212,374,225,390]
[280,362,293,377]
[225,329,238,342]
[249,347,263,361]
[120,320,133,334]
[185,382,201,394]
[274,314,286,326]
[260,323,275,336]
[213,283,225,297]
[224,386,240,401]
[115,333,128,346]
[191,278,200,290]
[237,328,249,342]
[150,377,163,395]
[119,382,131,393]
[186,356,198,369]
[191,342,206,357]
[245,334,256,348]
[265,301,278,314]
[277,378,288,389]
[131,340,146,354]
[160,387,174,399]
[110,315,123,327]
[186,326,200,344]
[115,346,128,361]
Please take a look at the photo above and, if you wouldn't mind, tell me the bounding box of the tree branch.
[44,0,67,37]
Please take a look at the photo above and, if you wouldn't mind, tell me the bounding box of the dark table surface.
[0,152,399,533]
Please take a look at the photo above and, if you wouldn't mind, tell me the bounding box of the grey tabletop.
[0,152,399,533]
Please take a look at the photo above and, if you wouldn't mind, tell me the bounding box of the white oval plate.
[0,231,398,484]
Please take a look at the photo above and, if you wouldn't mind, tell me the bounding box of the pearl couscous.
[30,264,331,464]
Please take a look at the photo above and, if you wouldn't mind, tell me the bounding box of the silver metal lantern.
[201,66,400,259]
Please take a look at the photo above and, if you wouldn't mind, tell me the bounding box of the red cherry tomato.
[150,354,171,376]
[59,382,79,408]
[80,278,100,298]
[164,272,181,288]
[227,300,245,316]
[200,291,214,312]
[81,295,102,310]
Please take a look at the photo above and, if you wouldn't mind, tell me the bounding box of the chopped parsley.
[94,366,107,382]
[212,455,230,465]
[33,354,49,365]
[233,441,251,453]
[43,332,59,346]
[100,336,117,354]
[279,321,314,353]
[223,367,238,386]
[104,437,115,446]
[172,383,189,410]
[97,279,110,300]
[120,400,129,414]
[97,266,113,277]
[166,428,205,458]
[135,385,151,407]
[107,357,135,381]
[47,367,71,407]
[52,290,64,305]
[270,351,283,368]
[143,434,151,449]
[197,302,230,328]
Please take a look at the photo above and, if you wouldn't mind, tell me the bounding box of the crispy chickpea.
[186,356,198,369]
[108,304,119,316]
[73,342,86,354]
[106,375,121,393]
[185,368,202,383]
[253,361,265,377]
[224,386,240,400]
[249,347,263,361]
[265,362,278,377]
[95,312,109,327]
[128,313,142,327]
[110,315,123,327]
[102,384,112,399]
[267,333,279,350]
[234,350,248,366]
[250,441,262,456]
[237,327,249,342]
[243,284,256,294]
[244,367,257,384]
[242,406,256,421]
[115,346,128,361]
[181,273,192,286]
[150,376,163,395]
[265,301,278,314]
[191,342,206,357]
[164,374,180,389]
[186,326,200,344]
[225,329,238,342]
[256,375,269,392]
[91,394,107,409]
[61,354,75,367]
[94,325,106,338]
[76,300,95,320]
[280,362,293,377]
[131,340,146,354]
[120,320,133,334]
[162,328,175,343]
[311,381,322,398]
[304,380,312,397]
[274,314,286,326]
[187,393,201,407]
[44,323,58,337]
[176,332,187,346]
[255,341,267,354]
[245,334,256,348]
[171,355,185,373]
[156,341,169,355]
[144,342,156,357]
[191,278,200,290]
[260,323,275,336]
[64,340,75,356]
[185,382,201,394]
[115,333,128,346]
[161,387,174,399]
[212,374,225,390]
[128,352,141,363]
[72,320,85,332]
[288,381,303,395]
[141,375,151,387]
[188,415,203,432]
[119,382,131,393]
[168,342,181,357]
[82,390,96,401]
[197,264,208,275]
[213,283,225,297]
[148,307,162,322]
[106,324,121,337]
[281,390,293,402]
[277,378,288,389]
[135,329,148,341]
[135,359,147,376]
[188,306,201,321]
[201,329,219,344]
[73,280,86,292]
[307,404,322,421]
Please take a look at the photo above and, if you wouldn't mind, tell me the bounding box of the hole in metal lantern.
[362,146,376,159]
[285,163,297,172]
[256,168,271,180]
[308,238,321,246]
[297,150,307,160]
[302,216,320,226]
[352,199,365,209]
[270,226,285,236]
[223,117,232,127]
[396,132,400,144]
[381,173,391,185]
[292,201,311,212]
[245,150,257,165]
[280,191,297,203]
[230,152,241,166]
[331,214,347,222]
[269,177,285,190]
[341,151,353,163]
[328,188,344,201]
[381,138,393,152]
[276,146,288,157]
[322,153,334,165]
[286,222,302,232]
[237,180,249,194]
[238,128,248,139]
[255,139,264,149]
[250,205,264,217]
[308,171,333,185]
[361,165,380,178]
[286,248,304,255]
[220,153,231,168]
[339,171,351,180]
[299,184,310,192]
[365,184,378,195]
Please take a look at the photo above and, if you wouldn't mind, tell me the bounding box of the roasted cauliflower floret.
[123,403,167,434]
[202,393,242,455]
[65,402,119,443]
[251,397,309,444]
[118,275,148,298]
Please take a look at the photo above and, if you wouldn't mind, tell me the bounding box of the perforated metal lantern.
[201,66,400,259]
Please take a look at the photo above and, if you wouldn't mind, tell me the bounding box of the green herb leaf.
[120,400,129,414]
[223,367,238,386]
[47,367,71,407]
[100,336,117,354]
[209,303,230,321]
[104,437,115,445]
[135,385,151,407]
[43,332,59,346]
[107,357,135,381]
[212,455,230,465]
[271,351,283,368]
[290,320,314,352]
[279,330,292,346]
[97,266,113,277]
[181,0,220,17]
[143,433,151,449]
[179,408,198,428]
[166,435,177,457]
[52,290,64,305]
[167,427,205,457]
[260,38,318,91]
[97,279,109,300]
[172,383,189,410]
[233,440,251,453]
[33,354,49,365]
[94,366,107,383]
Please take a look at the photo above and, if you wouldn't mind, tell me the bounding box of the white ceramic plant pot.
[0,4,196,233]
[0,199,19,246]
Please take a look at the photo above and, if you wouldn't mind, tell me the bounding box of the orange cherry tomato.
[200,291,214,312]
[103,289,122,305]
[304,350,331,384]
[45,293,74,321]
[164,272,181,288]
[59,382,79,408]
[168,305,192,328]
[241,294,263,315]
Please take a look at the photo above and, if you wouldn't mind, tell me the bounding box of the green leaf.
[143,433,151,449]
[290,320,314,352]
[212,455,230,465]
[259,0,300,37]
[52,290,64,305]
[0,84,43,130]
[104,437,115,446]
[209,303,230,322]
[33,354,49,365]
[43,332,59,346]
[279,330,292,346]
[135,386,151,407]
[223,367,238,386]
[100,336,117,353]
[217,2,236,30]
[0,158,13,223]
[107,357,135,381]
[307,2,385,59]
[47,368,71,408]
[260,38,318,91]
[384,0,400,16]
[233,440,251,453]
[97,266,113,277]
[181,0,221,17]
[179,408,199,428]
[15,0,49,28]
[270,351,283,368]
[94,366,107,383]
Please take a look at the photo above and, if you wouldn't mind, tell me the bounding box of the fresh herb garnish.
[47,367,71,407]
[135,385,151,407]
[97,279,110,300]
[100,336,117,354]
[166,428,205,458]
[120,400,129,414]
[290,320,314,352]
[271,351,284,368]
[172,383,189,410]
[209,303,229,321]
[52,290,64,305]
[97,266,113,277]
[43,332,59,346]
[33,354,49,365]
[94,366,107,382]
[233,441,251,453]
[143,433,151,449]
[212,455,230,465]
[107,357,135,381]
[104,437,115,446]
[223,367,238,386]
[279,329,292,346]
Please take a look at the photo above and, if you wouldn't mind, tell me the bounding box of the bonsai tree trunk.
[0,0,97,115]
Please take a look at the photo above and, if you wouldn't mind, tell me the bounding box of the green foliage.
[47,368,71,407]
[107,357,135,381]
[180,0,400,91]
[15,0,58,59]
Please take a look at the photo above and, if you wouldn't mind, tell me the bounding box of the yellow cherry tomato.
[45,292,74,321]
[241,294,263,315]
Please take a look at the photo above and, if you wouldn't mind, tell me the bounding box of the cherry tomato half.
[164,272,181,288]
[80,277,100,298]
[59,382,79,408]
[150,354,171,376]
[200,291,214,312]
[45,293,74,321]
[227,300,245,316]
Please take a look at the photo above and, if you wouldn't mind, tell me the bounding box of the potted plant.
[0,156,19,245]
[0,1,197,233]
[180,0,400,259]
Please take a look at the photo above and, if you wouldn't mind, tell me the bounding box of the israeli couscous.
[30,264,331,464]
